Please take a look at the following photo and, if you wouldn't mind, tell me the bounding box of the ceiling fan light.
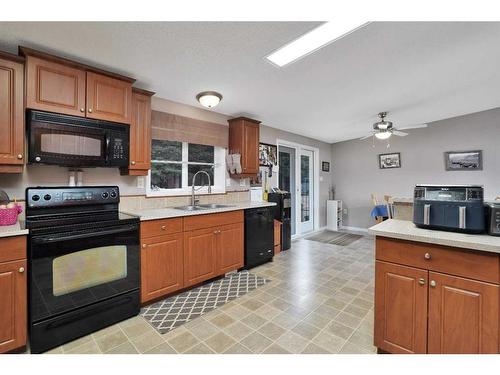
[375,131,391,140]
[196,91,222,108]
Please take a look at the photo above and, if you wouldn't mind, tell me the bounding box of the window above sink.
[147,140,226,197]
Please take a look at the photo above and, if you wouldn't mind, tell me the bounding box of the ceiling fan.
[359,112,428,143]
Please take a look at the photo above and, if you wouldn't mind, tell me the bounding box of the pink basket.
[0,204,23,226]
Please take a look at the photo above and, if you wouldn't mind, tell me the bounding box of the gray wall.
[331,107,500,229]
[260,124,334,228]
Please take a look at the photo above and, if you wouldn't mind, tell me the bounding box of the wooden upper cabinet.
[0,53,24,173]
[183,228,218,287]
[228,117,261,176]
[217,223,244,274]
[86,72,132,124]
[21,47,135,124]
[25,56,86,117]
[374,261,428,354]
[125,88,154,175]
[141,233,184,304]
[428,272,499,354]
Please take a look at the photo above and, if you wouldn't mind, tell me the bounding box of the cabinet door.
[25,56,86,117]
[0,57,24,171]
[428,272,499,354]
[374,261,428,354]
[242,122,259,174]
[183,228,217,287]
[141,234,184,304]
[86,72,132,124]
[128,91,151,173]
[0,260,27,353]
[217,223,244,275]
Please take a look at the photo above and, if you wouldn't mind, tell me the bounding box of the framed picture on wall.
[321,161,330,172]
[379,152,401,169]
[444,150,483,171]
[259,143,277,166]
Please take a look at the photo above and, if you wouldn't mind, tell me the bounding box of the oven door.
[29,223,139,323]
[28,121,108,167]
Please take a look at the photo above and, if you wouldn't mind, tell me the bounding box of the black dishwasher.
[244,207,275,269]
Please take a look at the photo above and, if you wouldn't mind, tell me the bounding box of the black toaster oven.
[485,202,500,236]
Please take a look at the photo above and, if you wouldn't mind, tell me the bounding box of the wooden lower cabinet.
[217,223,244,274]
[140,211,245,303]
[428,272,499,354]
[374,237,500,354]
[183,227,218,288]
[374,261,428,354]
[0,234,27,354]
[141,233,184,304]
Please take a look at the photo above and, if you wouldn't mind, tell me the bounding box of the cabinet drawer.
[376,237,500,284]
[141,218,183,238]
[183,210,243,232]
[0,236,27,263]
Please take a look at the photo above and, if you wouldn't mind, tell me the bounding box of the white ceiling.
[0,22,499,143]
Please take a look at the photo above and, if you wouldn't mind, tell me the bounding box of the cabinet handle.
[430,280,436,288]
[19,267,25,273]
[80,108,85,113]
[418,278,425,285]
[88,108,93,113]
[131,161,136,165]
[142,244,147,248]
[424,252,431,260]
[17,154,23,160]
[161,225,166,230]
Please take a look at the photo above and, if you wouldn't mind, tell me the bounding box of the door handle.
[418,278,425,285]
[423,204,431,225]
[459,206,466,229]
[430,280,437,288]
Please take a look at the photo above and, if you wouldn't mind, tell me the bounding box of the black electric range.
[25,186,140,353]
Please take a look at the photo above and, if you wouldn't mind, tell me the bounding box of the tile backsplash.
[119,191,250,212]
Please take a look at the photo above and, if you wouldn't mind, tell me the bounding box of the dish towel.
[232,154,242,174]
[226,154,235,174]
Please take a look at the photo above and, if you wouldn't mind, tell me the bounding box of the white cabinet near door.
[327,200,343,231]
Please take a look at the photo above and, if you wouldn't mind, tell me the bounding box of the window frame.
[146,141,226,197]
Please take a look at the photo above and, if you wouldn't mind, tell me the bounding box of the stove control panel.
[26,186,120,208]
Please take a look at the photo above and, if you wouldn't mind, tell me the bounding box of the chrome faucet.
[191,170,212,206]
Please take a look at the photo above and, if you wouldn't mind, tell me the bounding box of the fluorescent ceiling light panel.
[266,21,369,67]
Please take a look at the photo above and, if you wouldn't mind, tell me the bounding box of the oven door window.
[30,225,139,322]
[53,245,128,297]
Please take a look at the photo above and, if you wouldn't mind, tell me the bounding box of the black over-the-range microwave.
[27,110,129,168]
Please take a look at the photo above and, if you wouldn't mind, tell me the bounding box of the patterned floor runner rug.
[141,271,270,334]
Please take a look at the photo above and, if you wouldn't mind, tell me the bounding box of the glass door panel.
[278,146,296,235]
[300,150,314,233]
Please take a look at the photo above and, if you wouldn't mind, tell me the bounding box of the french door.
[277,141,317,235]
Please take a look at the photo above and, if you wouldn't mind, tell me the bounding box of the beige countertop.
[369,219,500,254]
[121,201,277,221]
[0,221,28,238]
[389,197,413,204]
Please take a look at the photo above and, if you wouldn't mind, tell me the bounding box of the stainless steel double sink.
[173,203,234,211]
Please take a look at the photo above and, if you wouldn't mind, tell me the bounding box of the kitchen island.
[369,219,500,354]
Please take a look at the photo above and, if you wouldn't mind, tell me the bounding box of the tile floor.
[44,233,376,354]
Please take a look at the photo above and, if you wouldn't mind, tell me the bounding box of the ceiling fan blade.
[359,134,373,140]
[398,123,428,130]
[393,130,408,136]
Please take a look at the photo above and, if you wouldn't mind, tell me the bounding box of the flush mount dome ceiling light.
[196,91,222,108]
